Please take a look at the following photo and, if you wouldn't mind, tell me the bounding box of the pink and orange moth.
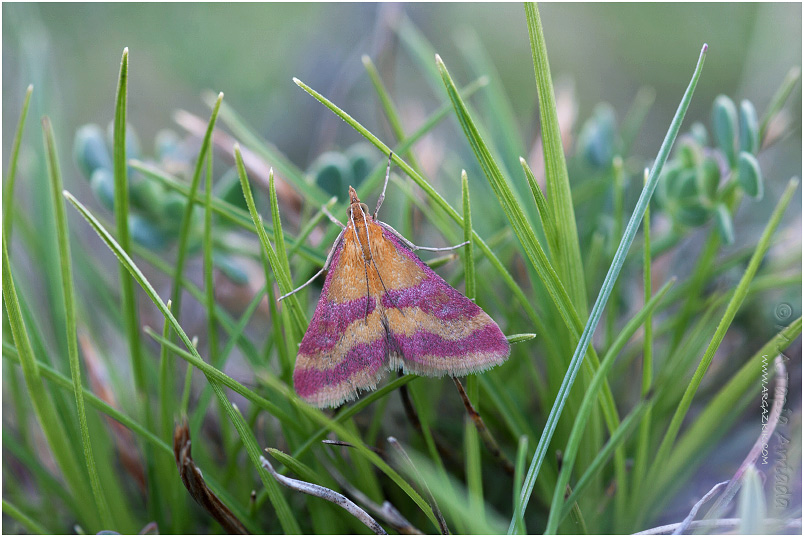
[280,154,510,407]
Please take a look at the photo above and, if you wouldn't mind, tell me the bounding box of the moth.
[281,154,510,407]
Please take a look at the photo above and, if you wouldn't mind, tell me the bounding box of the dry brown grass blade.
[173,420,250,534]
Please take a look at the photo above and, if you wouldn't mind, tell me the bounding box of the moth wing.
[293,229,389,408]
[374,223,510,377]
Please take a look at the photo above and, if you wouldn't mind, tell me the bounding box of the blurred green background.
[4,3,801,182]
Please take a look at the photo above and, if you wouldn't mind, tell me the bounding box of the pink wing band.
[293,227,510,407]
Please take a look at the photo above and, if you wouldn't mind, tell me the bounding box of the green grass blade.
[631,169,654,508]
[525,2,587,315]
[169,91,223,319]
[2,342,260,534]
[559,402,648,522]
[3,239,96,529]
[291,75,541,327]
[63,190,304,531]
[656,318,801,500]
[235,147,307,333]
[268,265,294,382]
[267,167,298,340]
[512,43,707,532]
[649,177,799,482]
[461,170,476,299]
[203,144,218,375]
[42,116,112,528]
[3,83,33,242]
[208,94,330,206]
[759,66,801,140]
[362,55,409,145]
[2,499,50,534]
[265,448,319,484]
[130,159,325,265]
[158,301,174,440]
[520,157,557,259]
[190,284,268,433]
[212,384,301,533]
[435,55,575,327]
[511,435,529,535]
[544,279,675,533]
[111,48,146,402]
[3,342,171,456]
[63,190,300,425]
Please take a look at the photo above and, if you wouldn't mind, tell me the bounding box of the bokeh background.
[4,3,801,184]
[3,2,802,534]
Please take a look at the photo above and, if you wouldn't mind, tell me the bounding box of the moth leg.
[373,151,393,219]
[278,229,345,301]
[376,220,469,252]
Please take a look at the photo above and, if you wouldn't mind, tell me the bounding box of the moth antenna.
[322,205,346,229]
[278,228,346,301]
[278,268,325,301]
[412,240,470,252]
[376,221,469,252]
[374,151,393,219]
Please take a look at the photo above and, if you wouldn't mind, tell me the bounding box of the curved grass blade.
[291,77,541,330]
[64,189,301,532]
[2,499,50,535]
[43,116,112,528]
[149,329,439,530]
[544,279,675,533]
[647,177,799,491]
[525,2,587,315]
[206,93,330,206]
[511,43,708,532]
[2,343,260,533]
[643,318,802,522]
[169,91,223,319]
[111,48,147,402]
[130,159,325,265]
[438,45,626,486]
[3,83,33,241]
[235,147,306,333]
[3,240,97,529]
[461,170,476,299]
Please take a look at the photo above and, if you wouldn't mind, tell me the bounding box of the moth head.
[346,186,370,220]
[348,202,370,220]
